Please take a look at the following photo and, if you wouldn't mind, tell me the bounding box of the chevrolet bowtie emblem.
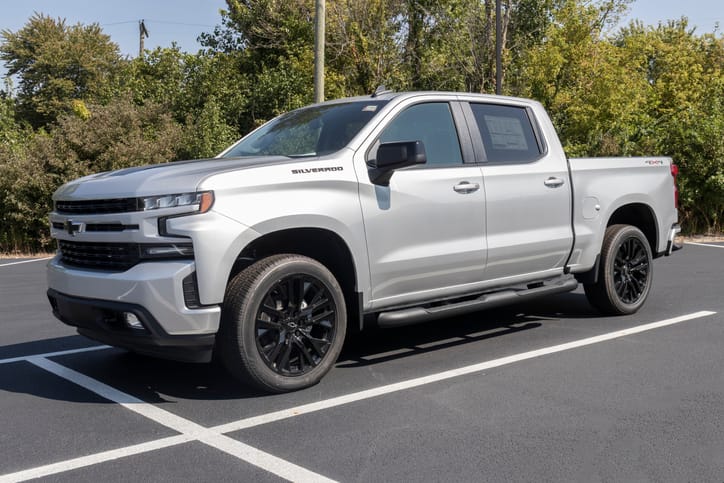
[64,220,82,236]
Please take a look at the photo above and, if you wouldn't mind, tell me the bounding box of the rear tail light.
[670,163,679,209]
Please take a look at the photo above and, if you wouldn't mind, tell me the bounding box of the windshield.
[222,101,389,158]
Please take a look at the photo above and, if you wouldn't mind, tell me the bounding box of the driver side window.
[378,103,463,167]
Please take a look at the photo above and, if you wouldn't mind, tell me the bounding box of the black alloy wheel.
[612,236,650,304]
[220,254,347,393]
[584,224,653,315]
[255,274,337,376]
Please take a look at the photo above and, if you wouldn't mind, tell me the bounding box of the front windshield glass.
[222,100,389,158]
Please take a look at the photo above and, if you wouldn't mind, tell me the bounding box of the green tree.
[0,97,184,252]
[519,0,645,156]
[0,13,123,128]
[182,97,239,158]
[518,5,722,232]
[0,90,27,150]
[200,1,319,123]
[617,21,724,232]
[326,0,406,93]
[127,45,191,112]
[126,46,251,157]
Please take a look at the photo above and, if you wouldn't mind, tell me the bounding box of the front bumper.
[48,289,215,362]
[47,256,221,362]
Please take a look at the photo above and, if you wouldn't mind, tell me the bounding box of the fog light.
[123,313,145,331]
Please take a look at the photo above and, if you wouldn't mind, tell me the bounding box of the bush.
[0,98,183,252]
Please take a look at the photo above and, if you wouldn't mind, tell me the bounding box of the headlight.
[141,191,214,213]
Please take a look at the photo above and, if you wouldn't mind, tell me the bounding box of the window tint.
[378,103,463,167]
[470,103,542,163]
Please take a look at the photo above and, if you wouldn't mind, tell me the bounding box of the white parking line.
[0,435,192,482]
[10,357,335,483]
[0,345,111,365]
[0,257,53,267]
[686,242,724,248]
[0,310,716,482]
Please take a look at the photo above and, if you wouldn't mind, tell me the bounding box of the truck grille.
[55,198,139,215]
[52,222,140,232]
[58,240,141,271]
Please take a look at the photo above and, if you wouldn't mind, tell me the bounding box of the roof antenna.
[371,85,393,98]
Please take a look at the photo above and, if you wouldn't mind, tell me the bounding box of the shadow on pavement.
[0,360,112,404]
[338,291,599,367]
[2,292,601,403]
[0,334,99,360]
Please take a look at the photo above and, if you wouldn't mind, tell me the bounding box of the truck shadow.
[338,291,598,367]
[1,292,601,403]
[0,334,98,360]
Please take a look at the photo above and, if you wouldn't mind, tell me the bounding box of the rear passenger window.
[378,103,463,167]
[470,104,542,163]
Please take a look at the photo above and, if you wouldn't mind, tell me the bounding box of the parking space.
[232,315,724,481]
[46,442,283,483]
[1,243,722,481]
[0,360,176,474]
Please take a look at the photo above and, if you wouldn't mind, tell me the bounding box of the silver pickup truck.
[47,91,680,392]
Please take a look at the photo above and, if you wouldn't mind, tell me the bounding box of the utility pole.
[495,0,502,95]
[313,0,325,103]
[139,20,149,58]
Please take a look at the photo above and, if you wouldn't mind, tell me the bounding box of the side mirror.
[368,140,427,186]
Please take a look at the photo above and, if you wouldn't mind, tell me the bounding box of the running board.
[376,276,579,328]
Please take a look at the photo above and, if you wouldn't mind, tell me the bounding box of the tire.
[219,254,347,393]
[584,224,653,315]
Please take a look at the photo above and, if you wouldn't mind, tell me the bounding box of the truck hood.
[53,156,300,200]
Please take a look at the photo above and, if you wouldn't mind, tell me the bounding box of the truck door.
[355,101,487,309]
[465,102,572,280]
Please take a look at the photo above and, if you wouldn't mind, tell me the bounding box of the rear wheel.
[584,224,653,315]
[219,254,346,393]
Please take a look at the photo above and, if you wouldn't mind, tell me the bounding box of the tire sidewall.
[236,257,347,392]
[602,226,653,314]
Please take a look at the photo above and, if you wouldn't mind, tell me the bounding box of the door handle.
[544,177,564,188]
[453,181,480,194]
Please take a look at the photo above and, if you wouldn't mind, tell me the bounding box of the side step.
[376,275,579,328]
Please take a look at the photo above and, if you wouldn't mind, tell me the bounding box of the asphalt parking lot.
[1,241,723,482]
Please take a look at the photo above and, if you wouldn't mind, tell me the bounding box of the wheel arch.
[606,202,658,257]
[228,227,363,331]
[575,201,659,285]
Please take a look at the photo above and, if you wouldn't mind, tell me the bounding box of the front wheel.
[584,224,653,315]
[219,254,347,393]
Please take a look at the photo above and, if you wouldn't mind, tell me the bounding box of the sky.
[0,0,227,62]
[0,0,721,77]
[619,0,721,33]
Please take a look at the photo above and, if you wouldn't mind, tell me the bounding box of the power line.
[101,19,215,28]
[100,20,137,26]
[141,19,215,28]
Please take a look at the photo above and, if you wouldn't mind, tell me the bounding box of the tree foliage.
[0,1,723,252]
[519,14,723,231]
[0,13,122,128]
[0,97,183,251]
